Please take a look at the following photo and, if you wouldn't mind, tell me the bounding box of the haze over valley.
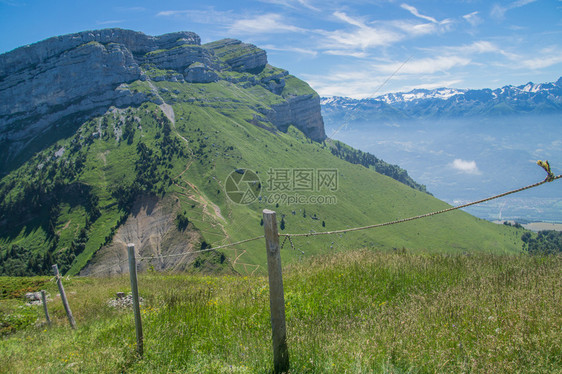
[322,79,562,224]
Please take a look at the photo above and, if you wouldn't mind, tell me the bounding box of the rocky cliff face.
[79,195,210,276]
[267,94,326,141]
[0,29,325,174]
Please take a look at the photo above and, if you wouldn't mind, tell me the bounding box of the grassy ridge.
[1,68,529,277]
[1,250,560,373]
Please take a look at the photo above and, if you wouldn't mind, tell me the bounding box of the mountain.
[0,29,525,277]
[321,79,562,223]
[322,77,562,123]
[0,29,325,176]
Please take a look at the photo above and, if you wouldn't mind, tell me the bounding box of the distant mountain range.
[321,77,562,223]
[322,77,562,122]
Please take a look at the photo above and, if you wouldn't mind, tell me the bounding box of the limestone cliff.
[0,29,325,174]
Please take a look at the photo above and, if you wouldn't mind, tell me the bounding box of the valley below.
[323,113,562,225]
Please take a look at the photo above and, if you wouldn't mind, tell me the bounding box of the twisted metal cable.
[280,174,561,238]
[136,235,265,261]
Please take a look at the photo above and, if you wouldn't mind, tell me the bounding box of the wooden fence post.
[127,243,144,357]
[52,264,76,329]
[263,209,289,373]
[40,290,51,327]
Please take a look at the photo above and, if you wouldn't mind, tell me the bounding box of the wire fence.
[85,236,265,277]
[84,168,560,277]
[280,173,561,239]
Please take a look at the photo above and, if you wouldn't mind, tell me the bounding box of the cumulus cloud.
[451,159,481,175]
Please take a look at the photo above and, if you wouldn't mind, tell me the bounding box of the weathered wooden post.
[127,243,144,357]
[263,209,289,373]
[52,264,76,329]
[40,290,51,327]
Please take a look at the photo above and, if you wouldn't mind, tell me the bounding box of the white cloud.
[463,11,482,27]
[520,54,562,69]
[491,0,538,19]
[451,159,481,175]
[115,6,146,12]
[433,40,504,56]
[318,11,452,53]
[333,11,365,28]
[157,10,187,16]
[323,50,368,58]
[258,0,320,11]
[462,41,499,54]
[401,79,463,91]
[261,44,318,56]
[96,20,124,25]
[156,9,234,24]
[401,3,453,27]
[229,13,305,34]
[391,20,439,36]
[305,59,470,98]
[304,70,389,98]
[491,5,506,19]
[319,12,403,50]
[400,4,439,23]
[374,56,471,75]
[316,11,455,55]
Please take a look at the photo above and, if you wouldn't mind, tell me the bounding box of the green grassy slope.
[1,251,560,373]
[0,64,527,276]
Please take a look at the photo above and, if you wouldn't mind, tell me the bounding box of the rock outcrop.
[79,195,204,276]
[0,28,326,174]
[266,94,326,141]
[204,39,267,73]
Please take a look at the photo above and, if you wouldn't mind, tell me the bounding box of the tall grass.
[0,250,560,373]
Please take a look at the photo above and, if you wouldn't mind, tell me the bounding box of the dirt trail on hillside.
[155,98,227,225]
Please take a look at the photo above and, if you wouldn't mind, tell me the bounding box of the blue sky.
[1,0,561,98]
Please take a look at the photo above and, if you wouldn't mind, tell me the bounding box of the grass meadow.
[1,249,560,373]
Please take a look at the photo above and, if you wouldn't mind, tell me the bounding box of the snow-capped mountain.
[320,77,562,223]
[321,77,562,121]
[378,88,467,104]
